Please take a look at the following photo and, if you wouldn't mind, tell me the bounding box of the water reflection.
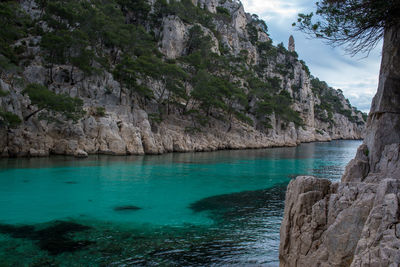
[0,140,359,169]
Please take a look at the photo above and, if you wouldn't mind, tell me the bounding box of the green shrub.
[234,111,253,126]
[154,0,215,30]
[22,83,85,122]
[251,14,268,33]
[362,113,368,121]
[0,109,21,128]
[94,107,106,117]
[247,24,258,45]
[0,1,31,70]
[311,77,364,124]
[184,126,201,134]
[216,7,230,16]
[116,0,151,23]
[148,113,163,123]
[299,60,310,75]
[0,88,9,97]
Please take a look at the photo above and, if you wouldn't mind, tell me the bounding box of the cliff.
[279,24,400,266]
[0,0,365,157]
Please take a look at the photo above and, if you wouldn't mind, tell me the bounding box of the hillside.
[0,0,366,157]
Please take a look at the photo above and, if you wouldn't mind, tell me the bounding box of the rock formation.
[0,0,365,158]
[279,24,400,266]
[288,35,295,53]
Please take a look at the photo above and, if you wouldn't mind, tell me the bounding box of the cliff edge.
[279,24,400,266]
[0,0,365,157]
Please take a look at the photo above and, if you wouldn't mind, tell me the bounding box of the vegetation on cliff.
[22,83,85,122]
[311,77,365,125]
[0,0,365,135]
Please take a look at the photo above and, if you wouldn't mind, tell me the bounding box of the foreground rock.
[279,24,400,266]
[280,175,400,266]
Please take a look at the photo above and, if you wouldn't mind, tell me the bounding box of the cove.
[0,140,361,266]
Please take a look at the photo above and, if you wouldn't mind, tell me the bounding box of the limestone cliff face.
[279,24,400,266]
[0,0,365,157]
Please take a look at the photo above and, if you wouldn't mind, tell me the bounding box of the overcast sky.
[241,0,382,113]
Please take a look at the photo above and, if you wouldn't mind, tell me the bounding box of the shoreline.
[0,138,363,159]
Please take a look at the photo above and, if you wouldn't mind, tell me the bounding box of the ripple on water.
[0,185,287,266]
[0,140,362,266]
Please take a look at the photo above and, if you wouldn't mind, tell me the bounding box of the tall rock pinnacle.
[288,35,295,52]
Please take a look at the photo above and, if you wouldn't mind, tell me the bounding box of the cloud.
[241,0,382,112]
[347,93,376,113]
[242,0,308,21]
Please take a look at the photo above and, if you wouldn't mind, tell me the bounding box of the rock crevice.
[279,24,400,267]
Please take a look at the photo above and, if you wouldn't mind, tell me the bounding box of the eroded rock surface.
[280,24,400,267]
[0,0,365,157]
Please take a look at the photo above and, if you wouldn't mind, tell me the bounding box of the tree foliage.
[191,70,228,115]
[39,0,156,75]
[254,90,303,127]
[0,1,31,71]
[0,109,21,128]
[117,0,151,24]
[294,0,400,54]
[22,83,85,122]
[153,0,215,30]
[311,77,365,124]
[0,0,317,131]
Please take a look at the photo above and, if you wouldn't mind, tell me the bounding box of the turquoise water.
[0,140,361,266]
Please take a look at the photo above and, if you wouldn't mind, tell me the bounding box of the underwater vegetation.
[189,185,286,220]
[0,221,93,255]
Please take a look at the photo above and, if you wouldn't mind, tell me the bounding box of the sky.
[241,0,382,113]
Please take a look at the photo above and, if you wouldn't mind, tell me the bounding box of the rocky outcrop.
[160,16,188,59]
[288,35,295,53]
[191,0,219,13]
[279,24,400,266]
[280,175,400,266]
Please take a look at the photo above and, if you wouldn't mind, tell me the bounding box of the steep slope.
[0,0,365,157]
[279,24,400,266]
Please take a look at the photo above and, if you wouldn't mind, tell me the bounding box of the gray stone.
[160,16,187,59]
[279,24,400,267]
[288,35,295,52]
[74,149,88,158]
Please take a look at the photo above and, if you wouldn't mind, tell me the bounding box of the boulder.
[74,149,88,158]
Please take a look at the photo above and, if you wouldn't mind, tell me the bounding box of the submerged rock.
[0,221,93,255]
[113,205,142,211]
[189,185,286,220]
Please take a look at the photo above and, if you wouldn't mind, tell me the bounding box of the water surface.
[0,140,361,266]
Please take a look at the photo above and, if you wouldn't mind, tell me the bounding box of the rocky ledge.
[279,24,400,266]
[280,155,400,266]
[0,105,363,158]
